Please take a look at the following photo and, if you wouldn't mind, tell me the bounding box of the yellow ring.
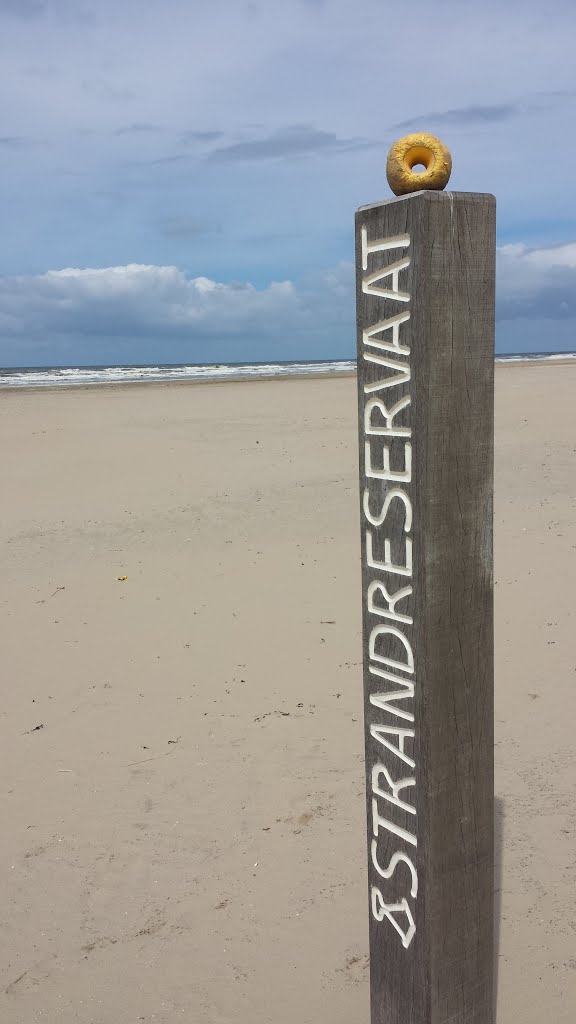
[386,132,452,197]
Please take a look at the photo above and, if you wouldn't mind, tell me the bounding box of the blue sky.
[1,0,575,366]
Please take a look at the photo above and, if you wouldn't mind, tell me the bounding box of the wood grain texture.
[355,191,495,1024]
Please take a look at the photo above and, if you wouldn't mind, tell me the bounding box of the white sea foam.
[1,353,574,389]
[0,360,356,389]
[495,352,576,363]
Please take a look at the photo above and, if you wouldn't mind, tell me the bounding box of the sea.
[1,352,575,389]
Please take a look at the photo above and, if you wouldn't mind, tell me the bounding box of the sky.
[1,0,576,367]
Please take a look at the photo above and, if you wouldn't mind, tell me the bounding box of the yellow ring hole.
[403,145,434,174]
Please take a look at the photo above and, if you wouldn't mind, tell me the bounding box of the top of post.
[356,191,495,213]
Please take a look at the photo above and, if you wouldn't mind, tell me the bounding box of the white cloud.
[0,264,301,337]
[499,241,576,274]
[497,242,576,319]
[1,241,575,364]
[0,260,356,363]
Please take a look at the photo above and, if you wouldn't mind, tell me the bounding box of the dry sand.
[1,365,575,1023]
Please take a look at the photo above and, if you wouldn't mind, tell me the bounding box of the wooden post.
[355,190,495,1024]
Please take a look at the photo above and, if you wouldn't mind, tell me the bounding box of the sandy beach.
[1,364,575,1024]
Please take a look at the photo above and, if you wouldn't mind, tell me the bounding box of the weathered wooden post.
[355,133,495,1024]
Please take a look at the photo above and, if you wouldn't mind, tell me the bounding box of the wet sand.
[1,365,575,1022]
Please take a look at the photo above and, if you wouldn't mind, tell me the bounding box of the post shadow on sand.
[494,796,505,1014]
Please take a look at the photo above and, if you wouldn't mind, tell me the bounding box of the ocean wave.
[1,352,575,389]
[495,352,576,363]
[0,360,356,389]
